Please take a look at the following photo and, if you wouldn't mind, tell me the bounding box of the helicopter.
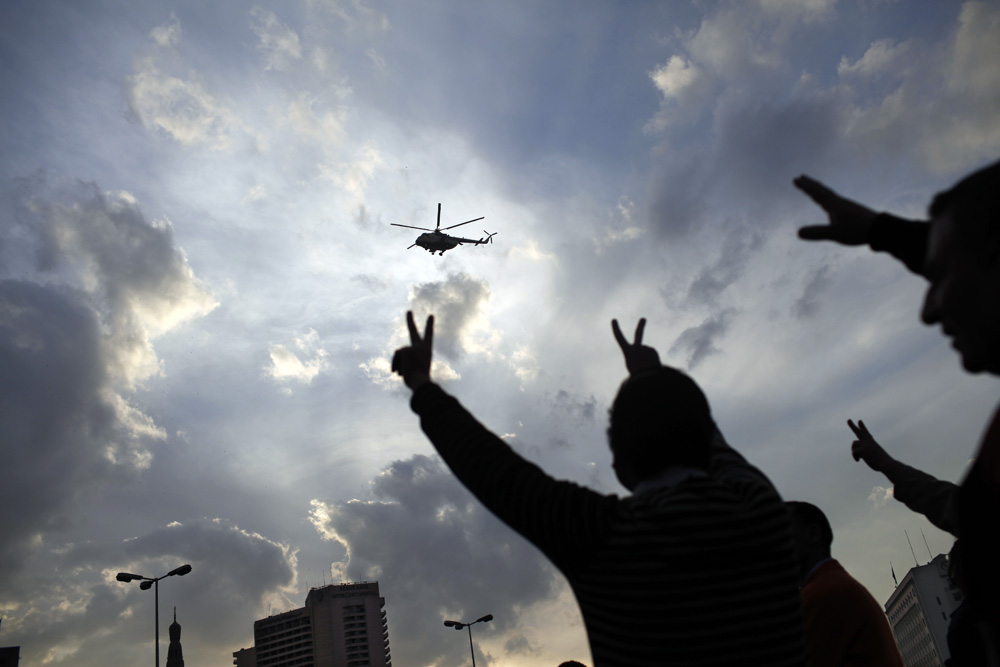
[392,203,497,255]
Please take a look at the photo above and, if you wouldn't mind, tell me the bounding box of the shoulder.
[802,561,881,612]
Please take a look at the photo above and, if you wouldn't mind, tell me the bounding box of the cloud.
[0,176,215,587]
[249,7,303,71]
[408,273,498,361]
[129,59,243,150]
[686,227,763,305]
[838,39,910,78]
[668,309,736,369]
[868,485,894,507]
[149,14,181,48]
[357,274,499,388]
[309,454,560,667]
[128,17,248,150]
[840,2,1000,173]
[266,328,330,386]
[0,519,298,666]
[285,93,346,144]
[319,144,384,209]
[791,263,832,319]
[552,390,597,426]
[306,0,390,34]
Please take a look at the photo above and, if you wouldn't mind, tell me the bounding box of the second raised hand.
[612,318,662,375]
[794,175,877,245]
[847,418,894,471]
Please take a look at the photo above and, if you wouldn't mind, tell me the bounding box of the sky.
[1,0,999,665]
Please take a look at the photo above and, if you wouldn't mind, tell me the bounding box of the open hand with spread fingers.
[794,175,878,246]
[391,311,433,390]
[847,419,895,472]
[612,318,662,375]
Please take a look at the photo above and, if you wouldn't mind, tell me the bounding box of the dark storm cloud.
[310,454,559,667]
[0,176,214,589]
[3,519,297,665]
[668,309,735,369]
[0,280,118,580]
[409,272,491,360]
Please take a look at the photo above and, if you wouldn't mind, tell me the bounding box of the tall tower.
[235,581,391,667]
[166,607,185,667]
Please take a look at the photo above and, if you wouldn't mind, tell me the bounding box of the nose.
[921,284,940,325]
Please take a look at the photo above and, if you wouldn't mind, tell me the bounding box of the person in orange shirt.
[786,501,904,667]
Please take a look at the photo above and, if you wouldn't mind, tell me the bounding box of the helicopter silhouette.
[392,203,496,255]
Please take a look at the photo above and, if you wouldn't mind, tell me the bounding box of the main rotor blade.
[442,216,485,231]
[437,203,441,229]
[391,223,435,231]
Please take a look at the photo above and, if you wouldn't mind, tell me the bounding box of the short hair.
[608,366,713,472]
[928,158,1000,251]
[786,501,834,550]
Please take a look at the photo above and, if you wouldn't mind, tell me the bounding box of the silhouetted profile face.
[922,211,1000,375]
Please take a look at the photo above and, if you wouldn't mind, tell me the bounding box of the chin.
[959,349,995,375]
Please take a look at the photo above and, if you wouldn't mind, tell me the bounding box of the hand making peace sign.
[612,318,662,376]
[392,311,434,390]
[847,418,895,472]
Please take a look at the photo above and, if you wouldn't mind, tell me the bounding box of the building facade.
[884,554,963,666]
[234,582,391,667]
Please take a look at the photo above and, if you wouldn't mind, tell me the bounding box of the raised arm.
[794,175,929,275]
[848,419,959,536]
[393,311,618,571]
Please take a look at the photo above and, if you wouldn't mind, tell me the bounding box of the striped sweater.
[412,383,807,667]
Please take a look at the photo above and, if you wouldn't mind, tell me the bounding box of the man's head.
[608,367,713,490]
[922,159,1000,375]
[785,501,833,580]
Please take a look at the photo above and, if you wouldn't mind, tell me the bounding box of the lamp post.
[443,614,493,667]
[116,564,192,667]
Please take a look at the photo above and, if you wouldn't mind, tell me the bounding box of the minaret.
[165,607,184,667]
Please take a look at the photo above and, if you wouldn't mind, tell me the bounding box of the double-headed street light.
[116,564,192,667]
[443,614,493,667]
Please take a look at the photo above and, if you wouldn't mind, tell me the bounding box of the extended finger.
[847,419,862,438]
[612,319,629,350]
[406,311,421,344]
[633,318,646,346]
[793,175,836,206]
[798,225,840,241]
[423,315,434,349]
[857,419,871,438]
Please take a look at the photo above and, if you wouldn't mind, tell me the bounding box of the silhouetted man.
[392,313,807,667]
[846,419,987,665]
[785,501,904,667]
[795,160,1000,660]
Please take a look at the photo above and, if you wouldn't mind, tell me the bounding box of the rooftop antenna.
[921,529,933,561]
[905,530,919,567]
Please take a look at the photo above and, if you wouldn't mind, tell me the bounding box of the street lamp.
[116,564,192,667]
[443,614,493,667]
